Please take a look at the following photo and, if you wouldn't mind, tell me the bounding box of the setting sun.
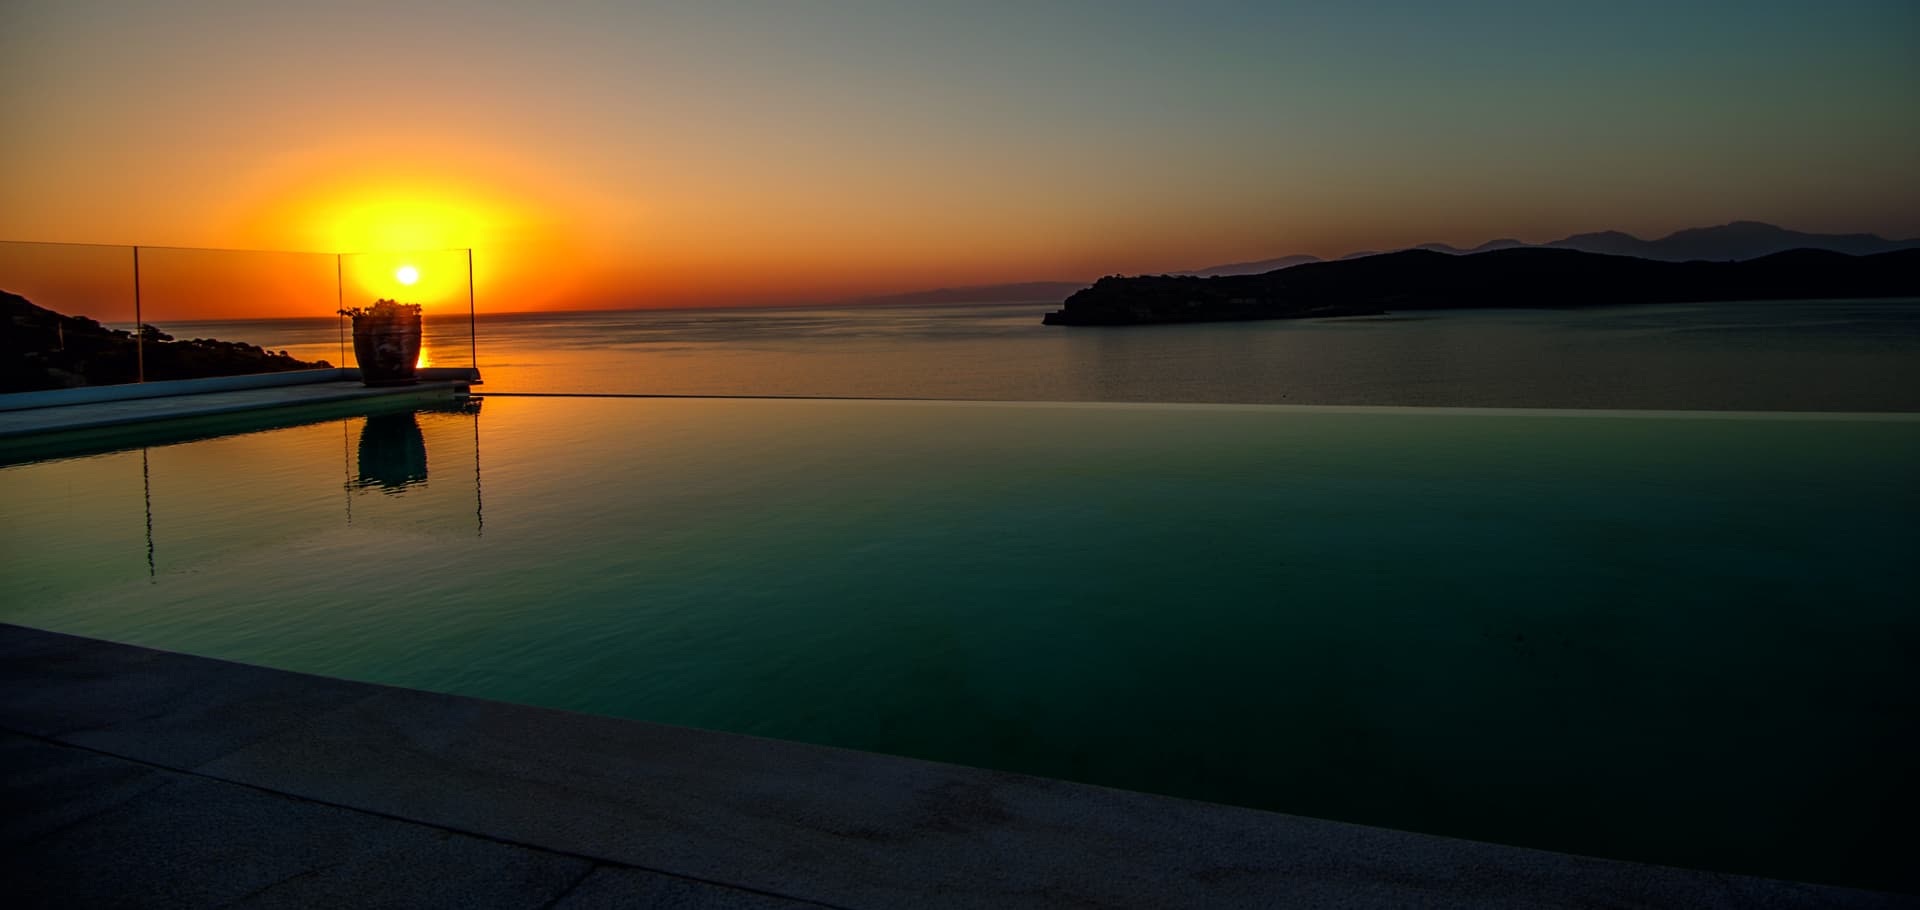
[396,264,419,286]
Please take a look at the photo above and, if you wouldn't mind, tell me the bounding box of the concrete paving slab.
[3,737,590,910]
[192,671,1902,908]
[0,736,174,847]
[3,624,1909,909]
[1,733,836,910]
[549,867,834,910]
[0,628,372,768]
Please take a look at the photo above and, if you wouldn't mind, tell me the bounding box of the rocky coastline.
[2,290,330,392]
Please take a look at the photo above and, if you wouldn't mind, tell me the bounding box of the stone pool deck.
[1,624,1906,909]
[0,370,475,440]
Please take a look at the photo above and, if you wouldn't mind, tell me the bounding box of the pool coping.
[0,374,474,440]
[1,623,1904,908]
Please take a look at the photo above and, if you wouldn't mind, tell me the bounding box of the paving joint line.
[1,725,858,910]
[532,863,603,910]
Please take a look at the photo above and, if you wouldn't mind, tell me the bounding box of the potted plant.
[339,299,422,386]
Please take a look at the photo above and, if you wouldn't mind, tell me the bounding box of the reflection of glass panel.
[356,413,429,492]
[0,399,483,607]
[341,402,482,537]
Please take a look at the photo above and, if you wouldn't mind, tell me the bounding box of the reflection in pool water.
[356,413,430,492]
[1,396,1916,892]
[99,399,487,580]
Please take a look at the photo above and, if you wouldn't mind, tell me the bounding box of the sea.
[161,297,1920,411]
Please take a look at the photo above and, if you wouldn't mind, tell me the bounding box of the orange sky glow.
[2,1,1916,321]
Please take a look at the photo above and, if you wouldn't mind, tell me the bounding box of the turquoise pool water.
[2,396,1916,891]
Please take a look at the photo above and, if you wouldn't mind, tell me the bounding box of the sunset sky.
[2,0,1917,317]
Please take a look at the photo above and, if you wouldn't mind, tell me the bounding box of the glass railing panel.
[339,247,477,374]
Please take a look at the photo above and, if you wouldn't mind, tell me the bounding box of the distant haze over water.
[170,298,1920,412]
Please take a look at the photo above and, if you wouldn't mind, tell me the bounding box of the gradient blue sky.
[2,0,1915,307]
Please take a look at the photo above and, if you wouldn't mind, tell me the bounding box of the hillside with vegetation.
[2,290,329,392]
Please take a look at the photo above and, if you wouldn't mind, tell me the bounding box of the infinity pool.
[2,396,1915,891]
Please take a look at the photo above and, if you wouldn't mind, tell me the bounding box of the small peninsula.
[2,290,330,392]
[1043,247,1920,326]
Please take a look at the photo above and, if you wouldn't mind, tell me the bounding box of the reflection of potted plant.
[339,299,422,386]
[356,412,429,491]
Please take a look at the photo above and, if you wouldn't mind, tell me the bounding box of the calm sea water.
[2,397,1916,891]
[166,297,1920,410]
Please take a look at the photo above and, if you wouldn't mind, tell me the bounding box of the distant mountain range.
[1183,222,1920,277]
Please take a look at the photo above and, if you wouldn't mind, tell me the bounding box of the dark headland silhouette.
[2,290,329,392]
[1182,221,1920,277]
[1042,247,1920,327]
[822,221,1920,306]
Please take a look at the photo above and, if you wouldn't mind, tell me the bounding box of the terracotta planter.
[350,313,422,386]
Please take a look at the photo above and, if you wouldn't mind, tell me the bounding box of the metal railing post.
[132,245,144,383]
[336,253,346,368]
[467,248,478,372]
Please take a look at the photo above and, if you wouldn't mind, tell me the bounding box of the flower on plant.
[338,298,423,318]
